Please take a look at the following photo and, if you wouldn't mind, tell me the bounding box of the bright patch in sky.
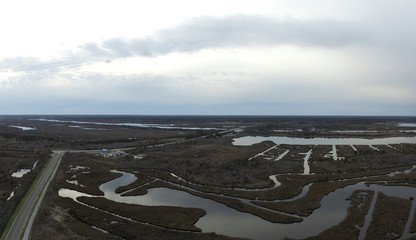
[0,0,415,115]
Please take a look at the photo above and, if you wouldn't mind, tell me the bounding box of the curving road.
[5,151,64,240]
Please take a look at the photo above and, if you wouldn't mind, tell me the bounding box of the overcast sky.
[0,0,415,115]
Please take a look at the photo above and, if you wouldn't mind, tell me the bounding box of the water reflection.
[233,136,416,146]
[11,169,31,178]
[398,123,416,127]
[60,171,416,240]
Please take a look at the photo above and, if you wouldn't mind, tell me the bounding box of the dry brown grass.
[114,173,154,193]
[253,179,360,217]
[365,192,411,240]
[300,190,374,240]
[78,196,206,231]
[411,204,416,233]
[124,179,302,224]
[336,145,358,158]
[16,115,415,240]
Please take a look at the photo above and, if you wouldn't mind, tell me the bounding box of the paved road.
[5,151,64,240]
[3,129,230,239]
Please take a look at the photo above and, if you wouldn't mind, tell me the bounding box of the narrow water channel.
[60,171,416,240]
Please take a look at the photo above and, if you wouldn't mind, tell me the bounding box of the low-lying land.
[0,119,50,233]
[1,115,416,240]
[300,190,375,240]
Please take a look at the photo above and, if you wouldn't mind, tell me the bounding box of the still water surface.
[232,136,416,146]
[60,170,416,240]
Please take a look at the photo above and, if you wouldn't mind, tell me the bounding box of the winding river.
[59,135,416,239]
[60,170,416,240]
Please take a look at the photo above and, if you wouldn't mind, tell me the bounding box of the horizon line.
[1,114,416,118]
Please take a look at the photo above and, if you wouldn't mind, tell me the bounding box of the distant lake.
[233,136,416,146]
[398,123,416,127]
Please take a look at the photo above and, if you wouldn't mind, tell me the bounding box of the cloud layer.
[81,16,366,58]
[1,16,367,73]
[0,4,415,115]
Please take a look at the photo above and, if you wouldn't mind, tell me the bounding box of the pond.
[11,169,31,178]
[9,125,36,131]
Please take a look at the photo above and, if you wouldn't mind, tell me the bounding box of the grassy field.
[1,115,416,239]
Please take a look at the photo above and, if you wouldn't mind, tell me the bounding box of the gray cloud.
[1,4,415,115]
[1,16,366,73]
[0,55,93,73]
[80,16,367,58]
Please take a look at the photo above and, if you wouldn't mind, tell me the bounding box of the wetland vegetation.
[1,115,416,239]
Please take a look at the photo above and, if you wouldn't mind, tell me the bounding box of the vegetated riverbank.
[297,190,375,240]
[32,152,246,240]
[2,115,416,239]
[33,139,416,239]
